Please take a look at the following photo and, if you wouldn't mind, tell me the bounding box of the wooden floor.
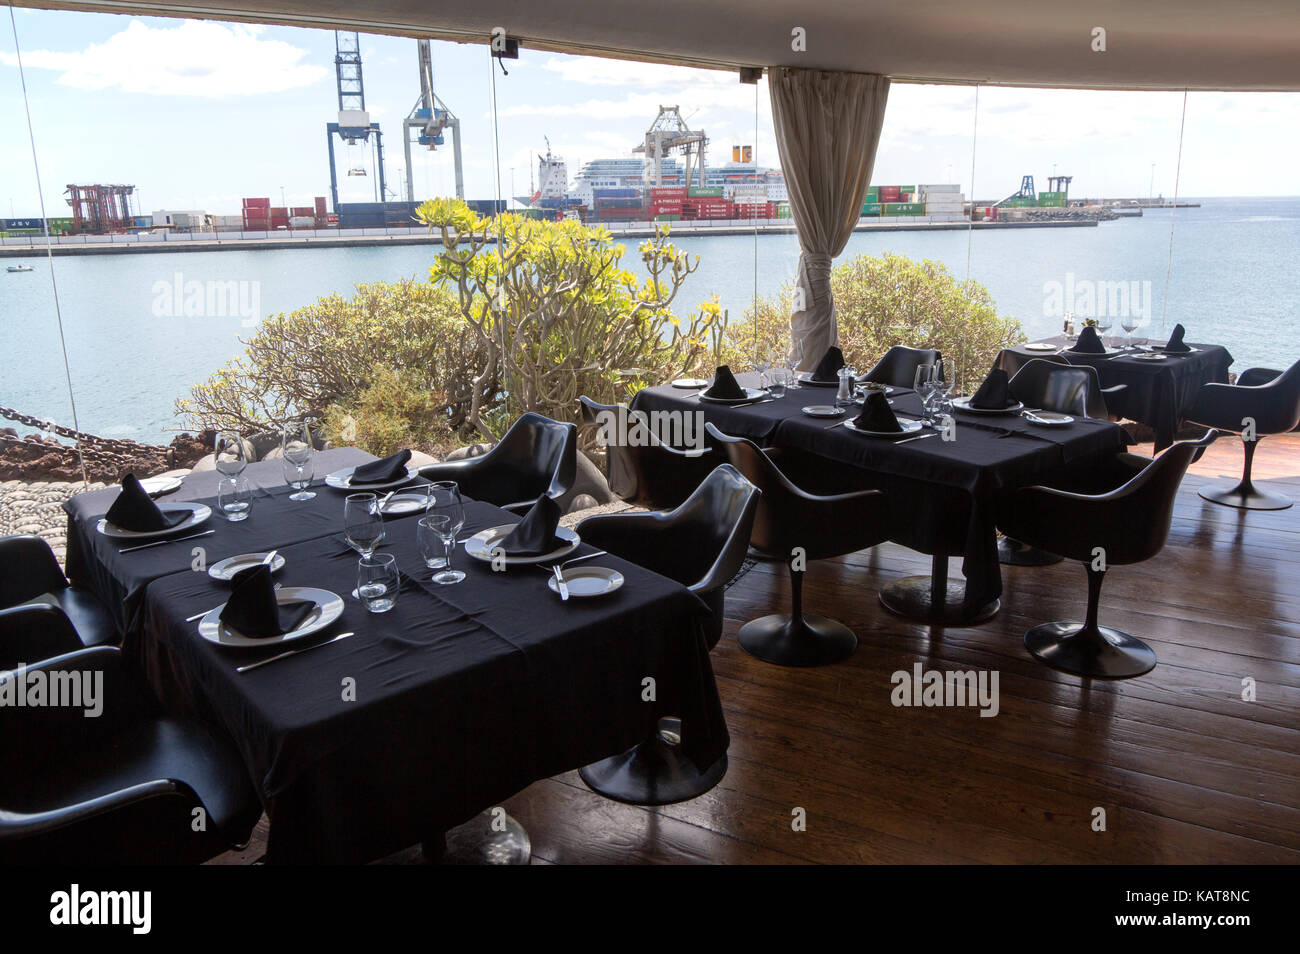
[215,433,1300,865]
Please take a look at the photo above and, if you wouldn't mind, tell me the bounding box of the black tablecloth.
[62,449,391,632]
[634,376,1128,612]
[67,459,725,864]
[998,335,1233,451]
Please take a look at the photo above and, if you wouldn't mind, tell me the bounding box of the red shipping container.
[242,197,270,208]
[314,197,328,215]
[270,207,288,216]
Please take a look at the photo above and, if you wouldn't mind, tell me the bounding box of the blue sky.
[3,9,1299,218]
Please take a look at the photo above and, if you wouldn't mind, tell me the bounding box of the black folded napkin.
[852,392,903,433]
[105,473,187,532]
[703,365,746,400]
[219,564,315,638]
[1069,325,1106,354]
[1164,323,1191,353]
[350,449,411,485]
[499,494,564,556]
[970,368,1016,409]
[810,346,846,383]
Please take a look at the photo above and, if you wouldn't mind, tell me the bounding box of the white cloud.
[0,19,326,97]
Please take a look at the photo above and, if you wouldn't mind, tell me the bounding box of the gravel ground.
[0,478,108,566]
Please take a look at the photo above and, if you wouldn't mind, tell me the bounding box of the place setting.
[96,473,214,552]
[324,448,422,491]
[694,365,771,405]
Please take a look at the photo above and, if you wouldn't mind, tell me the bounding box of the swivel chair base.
[1198,482,1292,511]
[579,725,727,806]
[997,535,1064,567]
[739,613,857,667]
[1024,621,1157,679]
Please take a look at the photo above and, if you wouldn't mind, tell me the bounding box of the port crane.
[634,105,708,191]
[995,173,1072,207]
[325,31,388,210]
[402,39,464,202]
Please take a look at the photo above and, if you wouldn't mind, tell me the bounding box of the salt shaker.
[835,366,855,407]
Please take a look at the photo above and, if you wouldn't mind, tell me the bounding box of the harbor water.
[2,196,1297,445]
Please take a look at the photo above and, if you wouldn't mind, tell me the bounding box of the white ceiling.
[21,0,1300,90]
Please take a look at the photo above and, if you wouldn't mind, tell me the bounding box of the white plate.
[843,419,925,438]
[697,387,768,405]
[952,397,1026,415]
[139,475,183,497]
[671,378,710,388]
[547,565,624,598]
[198,586,344,648]
[1152,345,1199,354]
[208,552,287,581]
[851,395,895,407]
[795,371,840,387]
[96,502,212,540]
[1023,410,1074,426]
[1130,352,1169,361]
[377,492,426,515]
[1063,346,1122,358]
[801,405,844,418]
[324,465,421,491]
[1024,342,1059,352]
[465,525,581,565]
[857,383,895,395]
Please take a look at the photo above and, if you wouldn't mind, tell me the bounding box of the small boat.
[6,264,34,273]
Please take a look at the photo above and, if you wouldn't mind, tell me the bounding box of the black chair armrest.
[0,779,184,842]
[0,535,68,608]
[1100,383,1127,396]
[0,646,155,743]
[0,604,84,670]
[1237,367,1283,388]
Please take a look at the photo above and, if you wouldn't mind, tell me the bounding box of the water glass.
[215,431,247,479]
[417,515,452,572]
[281,422,316,501]
[216,475,252,521]
[768,367,788,399]
[344,492,385,557]
[357,553,399,613]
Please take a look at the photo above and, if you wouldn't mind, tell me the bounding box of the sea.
[2,196,1298,445]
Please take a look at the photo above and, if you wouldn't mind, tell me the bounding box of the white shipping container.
[919,184,962,194]
[289,216,316,228]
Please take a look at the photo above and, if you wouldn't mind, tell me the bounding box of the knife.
[118,529,215,554]
[237,631,355,673]
[553,564,570,601]
[894,432,939,444]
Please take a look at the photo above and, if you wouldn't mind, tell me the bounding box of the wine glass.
[425,481,466,584]
[913,363,938,424]
[344,493,385,558]
[785,338,803,389]
[754,347,772,390]
[1096,318,1114,348]
[1121,313,1141,349]
[281,421,316,501]
[214,431,247,485]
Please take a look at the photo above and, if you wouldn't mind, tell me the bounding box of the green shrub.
[322,365,456,458]
[717,253,1025,393]
[177,279,493,435]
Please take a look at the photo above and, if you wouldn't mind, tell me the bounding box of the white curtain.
[769,68,890,369]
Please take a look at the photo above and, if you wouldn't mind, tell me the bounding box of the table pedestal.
[422,810,532,865]
[879,553,1000,626]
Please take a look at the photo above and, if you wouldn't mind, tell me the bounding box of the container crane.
[634,106,708,191]
[403,39,464,202]
[326,31,387,211]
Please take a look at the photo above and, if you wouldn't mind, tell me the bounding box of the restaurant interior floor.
[208,434,1300,865]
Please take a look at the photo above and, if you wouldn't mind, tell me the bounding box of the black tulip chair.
[861,345,943,388]
[707,423,888,667]
[1001,352,1126,418]
[0,604,85,671]
[0,646,262,864]
[996,360,1120,568]
[0,534,118,650]
[578,395,716,509]
[998,430,1217,679]
[418,412,577,514]
[574,464,759,805]
[1185,359,1300,510]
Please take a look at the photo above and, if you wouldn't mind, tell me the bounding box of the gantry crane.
[325,31,388,210]
[403,39,464,202]
[634,106,708,191]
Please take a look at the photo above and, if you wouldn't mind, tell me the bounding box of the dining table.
[997,334,1233,451]
[62,451,728,863]
[633,373,1130,624]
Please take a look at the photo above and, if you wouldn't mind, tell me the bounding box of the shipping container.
[242,197,271,209]
[884,202,924,216]
[688,187,725,197]
[861,203,882,216]
[314,197,328,215]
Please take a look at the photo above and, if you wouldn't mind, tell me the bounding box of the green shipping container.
[688,188,724,197]
[860,203,882,216]
[884,202,924,215]
[865,187,880,199]
[895,185,916,194]
[654,214,681,221]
